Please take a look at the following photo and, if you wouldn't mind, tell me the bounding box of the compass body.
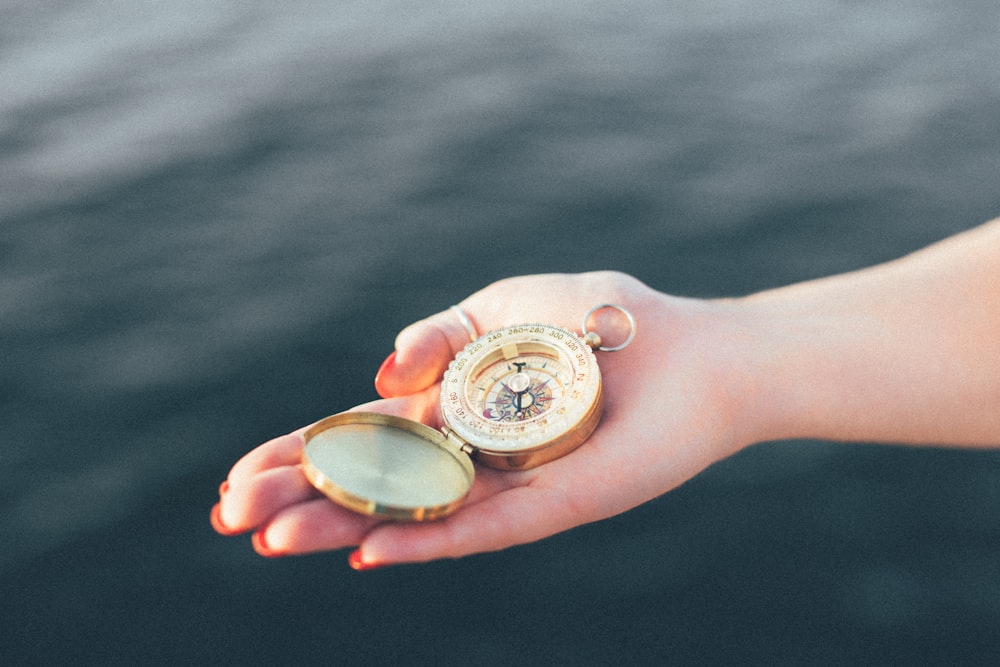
[441,324,603,470]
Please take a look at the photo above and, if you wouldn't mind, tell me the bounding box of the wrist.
[640,293,773,459]
[695,298,790,452]
[696,293,846,450]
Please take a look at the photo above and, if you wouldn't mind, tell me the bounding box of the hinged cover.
[302,412,474,521]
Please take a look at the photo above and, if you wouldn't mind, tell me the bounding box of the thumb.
[374,304,481,398]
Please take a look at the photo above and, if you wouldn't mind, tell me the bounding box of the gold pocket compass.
[301,304,635,521]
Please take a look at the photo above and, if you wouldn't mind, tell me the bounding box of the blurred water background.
[2,1,1000,664]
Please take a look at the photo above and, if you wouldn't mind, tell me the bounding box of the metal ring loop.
[581,304,636,352]
[450,304,479,343]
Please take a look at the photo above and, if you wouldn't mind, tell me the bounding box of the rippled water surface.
[3,1,1000,664]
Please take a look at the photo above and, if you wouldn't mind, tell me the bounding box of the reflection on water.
[2,1,1000,664]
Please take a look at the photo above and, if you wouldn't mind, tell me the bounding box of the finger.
[226,429,308,487]
[215,464,319,534]
[251,498,381,557]
[251,456,523,556]
[374,304,482,398]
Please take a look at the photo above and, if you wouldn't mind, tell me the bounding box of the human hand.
[211,271,752,568]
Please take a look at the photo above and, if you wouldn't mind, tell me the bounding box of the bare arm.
[732,218,1000,447]
[212,219,1000,566]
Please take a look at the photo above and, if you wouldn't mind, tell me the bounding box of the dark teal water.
[3,2,1000,664]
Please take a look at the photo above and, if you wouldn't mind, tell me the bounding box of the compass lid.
[301,411,474,521]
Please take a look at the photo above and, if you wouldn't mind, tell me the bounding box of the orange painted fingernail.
[252,530,284,558]
[209,503,241,536]
[348,549,387,571]
[373,350,397,397]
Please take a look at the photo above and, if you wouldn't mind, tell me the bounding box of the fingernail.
[373,350,397,398]
[348,549,387,571]
[209,503,241,536]
[252,530,284,558]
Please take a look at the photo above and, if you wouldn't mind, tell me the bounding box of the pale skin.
[211,218,1000,569]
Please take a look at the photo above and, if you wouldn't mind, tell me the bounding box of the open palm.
[212,272,744,567]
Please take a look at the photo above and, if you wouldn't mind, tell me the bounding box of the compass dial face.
[441,324,603,466]
[474,352,563,423]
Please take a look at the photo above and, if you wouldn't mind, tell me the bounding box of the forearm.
[729,219,1000,448]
